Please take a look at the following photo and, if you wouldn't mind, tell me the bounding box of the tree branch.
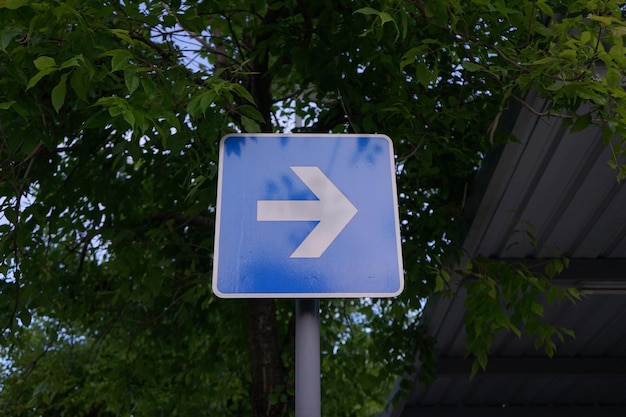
[160,1,241,67]
[148,212,214,230]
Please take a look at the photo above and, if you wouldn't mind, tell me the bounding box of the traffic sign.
[212,134,404,298]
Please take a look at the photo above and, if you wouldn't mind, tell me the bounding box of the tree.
[1,0,625,416]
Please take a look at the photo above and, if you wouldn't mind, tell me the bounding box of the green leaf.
[609,45,626,67]
[531,302,544,317]
[379,12,394,25]
[580,31,593,45]
[353,7,381,16]
[0,0,28,9]
[125,70,140,95]
[510,324,522,338]
[416,62,431,87]
[230,83,256,105]
[493,312,509,329]
[237,104,264,122]
[476,350,488,371]
[19,309,31,327]
[570,113,592,133]
[575,86,597,100]
[110,28,133,44]
[0,101,15,110]
[558,49,577,60]
[1,26,21,51]
[544,82,565,92]
[462,61,482,72]
[177,12,206,34]
[605,68,621,90]
[70,69,90,102]
[470,361,480,378]
[60,54,84,70]
[187,90,217,117]
[110,49,132,72]
[142,77,158,99]
[123,108,136,128]
[4,206,17,223]
[587,14,615,26]
[400,46,422,70]
[27,67,57,89]
[241,115,260,133]
[34,56,57,71]
[434,274,445,292]
[424,1,448,25]
[51,73,68,113]
[536,0,553,17]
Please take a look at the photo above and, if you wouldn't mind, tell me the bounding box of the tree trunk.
[245,7,295,416]
[247,299,286,417]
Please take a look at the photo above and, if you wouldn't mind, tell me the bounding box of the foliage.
[434,255,580,377]
[1,0,625,416]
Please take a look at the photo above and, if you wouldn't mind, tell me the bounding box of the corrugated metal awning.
[388,90,626,417]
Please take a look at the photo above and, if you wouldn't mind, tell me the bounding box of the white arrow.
[257,166,358,258]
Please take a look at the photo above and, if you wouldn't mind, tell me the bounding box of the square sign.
[212,134,404,298]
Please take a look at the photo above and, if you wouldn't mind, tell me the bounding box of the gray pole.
[295,298,321,417]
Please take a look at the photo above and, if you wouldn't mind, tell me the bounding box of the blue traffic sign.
[212,134,404,298]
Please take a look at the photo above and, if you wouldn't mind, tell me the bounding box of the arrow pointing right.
[257,166,358,258]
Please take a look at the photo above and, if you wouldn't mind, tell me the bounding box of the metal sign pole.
[295,298,321,417]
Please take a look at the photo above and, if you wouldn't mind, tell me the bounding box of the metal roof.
[387,90,626,417]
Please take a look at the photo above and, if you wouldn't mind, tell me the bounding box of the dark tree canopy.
[1,1,626,416]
